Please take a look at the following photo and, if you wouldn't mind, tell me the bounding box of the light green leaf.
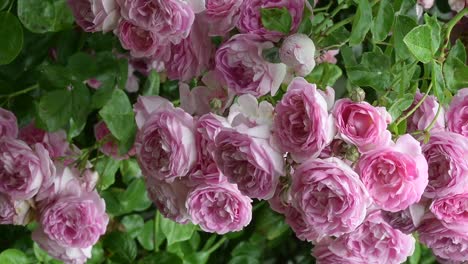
[0,12,24,65]
[0,249,29,264]
[121,214,145,238]
[143,70,160,96]
[17,0,74,33]
[260,7,292,34]
[403,25,434,63]
[120,158,142,185]
[95,156,121,191]
[443,40,468,93]
[371,0,394,42]
[388,93,414,121]
[119,178,152,212]
[393,15,418,61]
[349,0,372,46]
[344,50,392,92]
[255,206,289,241]
[137,219,164,251]
[305,63,342,88]
[160,216,197,246]
[432,61,447,104]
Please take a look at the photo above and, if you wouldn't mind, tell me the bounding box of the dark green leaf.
[88,243,105,264]
[255,206,289,240]
[160,216,196,246]
[101,188,125,216]
[349,0,372,46]
[0,249,29,264]
[103,232,137,263]
[137,219,163,251]
[228,256,260,264]
[320,27,350,48]
[143,70,160,96]
[138,252,182,264]
[121,214,145,238]
[17,0,74,33]
[344,50,392,91]
[305,63,342,88]
[119,178,152,212]
[95,156,121,191]
[119,158,142,185]
[403,25,435,63]
[393,15,418,61]
[0,0,9,10]
[406,241,421,264]
[36,89,72,131]
[371,0,394,42]
[443,40,468,93]
[297,8,313,36]
[260,7,292,34]
[262,47,281,63]
[432,61,447,104]
[0,12,24,65]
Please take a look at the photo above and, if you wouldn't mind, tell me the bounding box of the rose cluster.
[0,108,109,264]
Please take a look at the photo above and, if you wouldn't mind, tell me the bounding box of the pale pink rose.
[407,90,445,133]
[419,217,468,262]
[214,128,284,200]
[67,0,96,32]
[237,0,304,41]
[117,0,195,44]
[381,202,427,234]
[422,131,468,198]
[133,96,174,129]
[135,102,197,182]
[0,139,55,200]
[279,33,316,76]
[0,193,31,225]
[205,0,244,36]
[146,177,189,223]
[94,121,133,160]
[268,176,292,214]
[125,63,140,93]
[284,206,319,242]
[118,20,169,58]
[273,78,335,162]
[316,49,339,64]
[185,0,206,13]
[32,228,91,264]
[449,0,467,12]
[418,0,434,9]
[312,211,415,264]
[333,98,392,152]
[186,181,252,234]
[0,108,18,138]
[430,193,468,233]
[19,122,69,159]
[446,88,468,137]
[357,134,429,212]
[164,16,214,82]
[215,34,286,97]
[291,157,370,240]
[91,0,121,32]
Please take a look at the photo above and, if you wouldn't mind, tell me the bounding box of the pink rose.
[186,182,252,234]
[94,121,134,160]
[19,121,69,159]
[164,16,214,82]
[449,0,467,12]
[0,107,18,138]
[68,0,120,32]
[214,129,284,200]
[419,217,468,262]
[237,0,304,41]
[284,206,319,242]
[332,98,392,152]
[0,193,31,225]
[422,131,468,198]
[118,20,169,58]
[407,90,445,133]
[418,0,434,9]
[117,0,195,44]
[430,193,468,233]
[146,177,189,223]
[215,34,286,97]
[135,100,197,182]
[279,33,316,76]
[316,49,339,64]
[446,88,468,137]
[291,157,370,240]
[381,202,426,234]
[0,139,55,200]
[312,211,415,264]
[357,134,429,212]
[273,78,335,162]
[133,96,174,129]
[204,0,244,36]
[67,0,96,32]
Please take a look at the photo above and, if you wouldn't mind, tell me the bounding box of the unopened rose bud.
[279,33,316,77]
[350,87,366,102]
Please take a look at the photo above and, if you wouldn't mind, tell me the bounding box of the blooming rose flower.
[91,0,121,32]
[357,134,429,212]
[316,49,339,64]
[215,34,286,97]
[422,131,468,198]
[406,90,445,133]
[135,102,197,182]
[418,0,434,9]
[0,193,31,225]
[146,177,189,223]
[419,217,468,262]
[430,193,468,233]
[333,98,392,152]
[205,0,244,36]
[133,96,174,129]
[94,121,134,160]
[33,228,91,264]
[312,211,415,264]
[381,202,426,234]
[0,107,18,138]
[0,139,55,200]
[273,78,335,162]
[118,20,169,58]
[446,88,468,137]
[268,175,292,214]
[186,181,252,234]
[117,0,195,44]
[67,0,96,32]
[214,128,283,200]
[279,33,316,76]
[237,0,304,41]
[284,206,320,242]
[448,0,467,12]
[19,121,69,159]
[291,157,370,240]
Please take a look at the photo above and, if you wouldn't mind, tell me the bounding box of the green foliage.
[0,249,29,264]
[260,7,292,34]
[349,0,372,45]
[17,0,74,33]
[0,12,23,65]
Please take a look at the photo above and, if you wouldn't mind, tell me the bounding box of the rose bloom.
[135,99,197,182]
[284,206,320,242]
[418,0,434,9]
[133,96,174,129]
[237,0,304,41]
[117,0,195,44]
[186,181,252,234]
[381,202,426,234]
[205,0,244,36]
[94,121,134,160]
[215,33,286,97]
[118,20,169,58]
[357,134,429,212]
[291,157,371,240]
[0,192,31,225]
[146,177,190,223]
[430,193,468,233]
[407,90,445,133]
[0,107,18,138]
[446,88,468,137]
[0,139,55,200]
[333,98,392,152]
[316,49,339,64]
[19,121,69,159]
[419,217,468,262]
[273,77,335,162]
[448,0,467,12]
[312,211,415,264]
[422,131,468,198]
[67,0,120,32]
[279,33,316,76]
[214,128,284,200]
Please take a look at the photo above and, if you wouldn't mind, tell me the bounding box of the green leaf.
[160,216,197,246]
[99,89,137,155]
[393,15,418,61]
[0,12,24,65]
[119,178,152,212]
[406,240,421,264]
[403,25,435,63]
[229,256,260,264]
[67,52,99,80]
[432,61,447,104]
[138,252,183,264]
[184,252,211,264]
[344,50,392,92]
[388,93,414,121]
[297,7,313,36]
[88,243,105,264]
[36,89,72,131]
[305,63,342,88]
[320,26,350,47]
[371,0,394,42]
[349,0,372,46]
[137,219,164,251]
[0,0,10,10]
[0,249,29,264]
[262,47,281,64]
[17,0,74,33]
[121,214,145,238]
[255,206,289,240]
[443,40,468,93]
[119,158,142,185]
[95,156,121,191]
[143,70,160,96]
[260,7,292,34]
[424,14,442,56]
[103,232,137,263]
